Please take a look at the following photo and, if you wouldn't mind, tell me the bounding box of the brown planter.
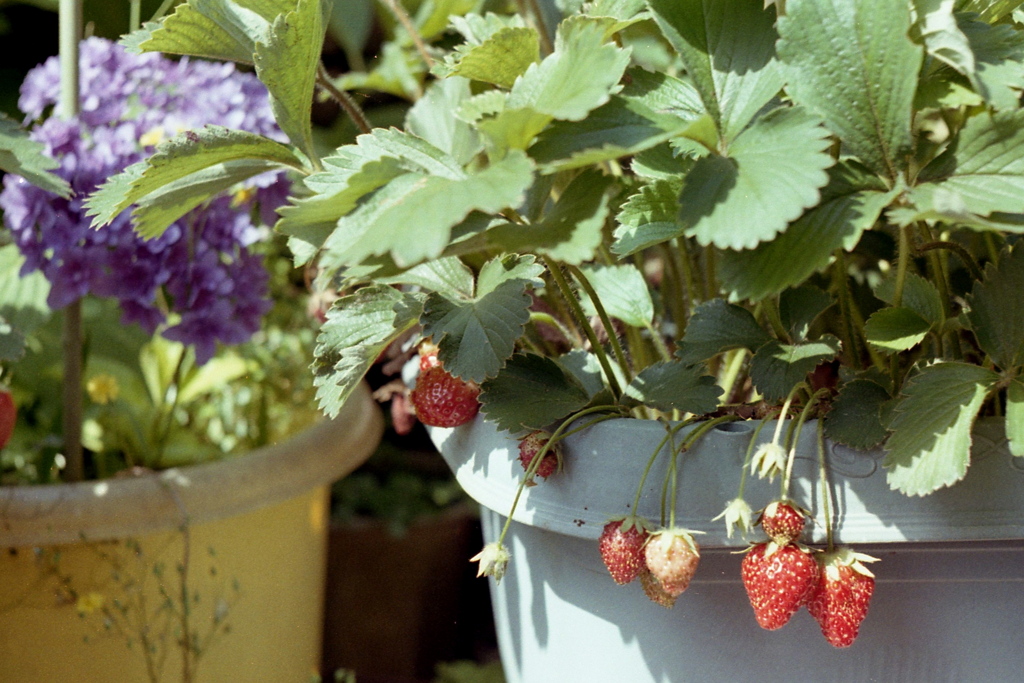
[321,504,489,683]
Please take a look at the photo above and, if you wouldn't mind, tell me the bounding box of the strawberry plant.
[70,0,1024,648]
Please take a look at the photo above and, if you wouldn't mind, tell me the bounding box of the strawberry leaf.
[676,299,772,366]
[874,272,945,327]
[406,77,483,166]
[678,106,834,250]
[319,149,535,270]
[577,264,654,329]
[87,126,302,236]
[253,0,324,164]
[479,353,592,433]
[435,26,539,88]
[483,169,613,265]
[779,284,832,343]
[421,278,534,383]
[647,0,784,142]
[1006,378,1024,457]
[622,361,722,414]
[121,0,282,64]
[864,307,932,352]
[824,379,892,449]
[612,178,685,256]
[508,15,631,122]
[749,336,841,402]
[0,114,71,198]
[778,0,922,181]
[377,257,476,300]
[967,244,1024,370]
[884,361,1000,495]
[718,161,896,301]
[960,15,1024,111]
[911,111,1024,223]
[313,285,423,417]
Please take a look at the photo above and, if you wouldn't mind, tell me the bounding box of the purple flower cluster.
[0,37,290,363]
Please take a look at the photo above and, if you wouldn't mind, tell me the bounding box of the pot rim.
[0,382,384,547]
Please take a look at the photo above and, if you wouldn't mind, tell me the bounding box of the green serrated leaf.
[778,0,922,180]
[478,353,592,433]
[577,264,654,328]
[87,126,301,230]
[913,0,978,90]
[421,279,533,383]
[749,336,841,402]
[0,114,71,198]
[437,26,539,88]
[529,93,693,172]
[508,15,631,122]
[647,0,784,142]
[779,284,832,343]
[719,161,895,301]
[622,361,722,414]
[914,110,1024,222]
[630,143,697,181]
[556,349,607,397]
[484,169,611,265]
[824,378,892,449]
[676,299,772,366]
[476,254,545,297]
[1006,378,1024,457]
[253,0,324,163]
[416,0,478,40]
[406,77,483,166]
[320,150,535,270]
[968,244,1024,370]
[679,106,833,250]
[874,272,944,326]
[884,361,1000,495]
[959,0,1024,22]
[123,0,271,64]
[0,245,51,356]
[864,306,932,352]
[378,257,476,300]
[313,285,423,417]
[959,14,1024,111]
[612,177,685,256]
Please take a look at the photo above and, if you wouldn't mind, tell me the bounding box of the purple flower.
[0,37,290,361]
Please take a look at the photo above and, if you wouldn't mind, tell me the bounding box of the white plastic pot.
[431,416,1024,682]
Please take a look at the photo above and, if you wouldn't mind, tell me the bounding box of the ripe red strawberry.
[639,568,677,608]
[760,500,807,546]
[598,516,650,585]
[741,541,820,630]
[409,365,480,427]
[518,431,560,482]
[806,547,878,648]
[644,528,700,597]
[0,388,14,450]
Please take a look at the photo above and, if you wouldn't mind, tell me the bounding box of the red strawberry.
[760,500,807,546]
[639,568,678,608]
[741,541,820,630]
[0,389,14,450]
[644,528,701,597]
[598,517,650,585]
[409,365,480,427]
[806,547,878,648]
[518,431,560,482]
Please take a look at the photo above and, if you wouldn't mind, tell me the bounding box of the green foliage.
[0,113,71,198]
[82,0,1024,500]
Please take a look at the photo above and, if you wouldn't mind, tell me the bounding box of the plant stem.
[380,0,435,68]
[316,62,372,135]
[516,0,554,54]
[893,225,911,308]
[59,0,84,482]
[916,239,984,283]
[816,419,835,551]
[718,348,748,403]
[545,258,623,398]
[567,264,633,383]
[781,388,827,500]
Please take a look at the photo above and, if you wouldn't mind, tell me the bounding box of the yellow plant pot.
[0,383,383,683]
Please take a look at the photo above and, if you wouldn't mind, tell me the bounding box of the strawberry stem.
[737,409,781,500]
[781,387,828,500]
[816,419,835,551]
[663,415,742,529]
[492,406,626,550]
[544,257,623,399]
[567,264,634,385]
